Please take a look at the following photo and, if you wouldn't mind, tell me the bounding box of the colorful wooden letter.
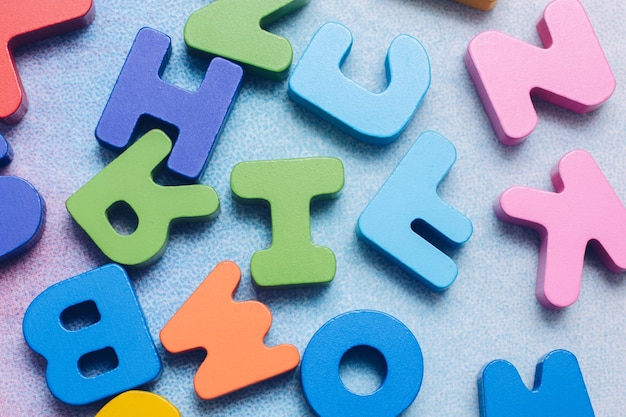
[465,0,615,145]
[454,0,497,11]
[96,391,180,417]
[0,176,45,262]
[288,22,431,145]
[479,350,595,417]
[301,310,423,417]
[22,264,161,405]
[231,157,344,286]
[66,129,219,267]
[184,0,308,80]
[495,150,626,309]
[0,134,45,262]
[96,28,243,182]
[357,131,473,291]
[0,134,13,166]
[0,0,95,123]
[160,261,300,399]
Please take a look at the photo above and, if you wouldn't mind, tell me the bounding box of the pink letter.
[465,0,615,146]
[495,150,626,309]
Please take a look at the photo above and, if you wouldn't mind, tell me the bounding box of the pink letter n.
[465,0,615,146]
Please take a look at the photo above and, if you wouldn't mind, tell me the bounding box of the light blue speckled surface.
[1,0,625,415]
